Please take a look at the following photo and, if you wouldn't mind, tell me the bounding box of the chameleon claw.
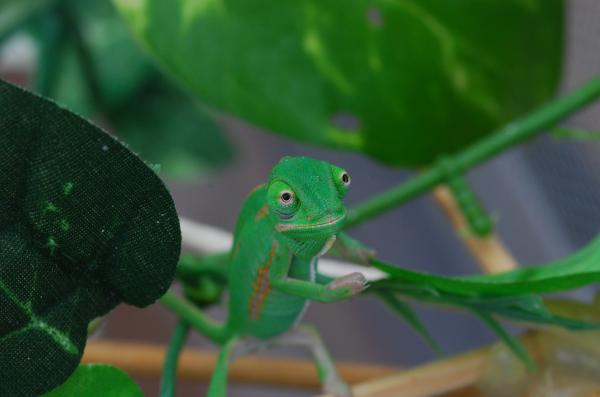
[328,272,368,296]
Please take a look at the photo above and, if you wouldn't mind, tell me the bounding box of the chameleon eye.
[279,190,294,206]
[330,166,351,198]
[341,172,351,186]
[268,181,298,213]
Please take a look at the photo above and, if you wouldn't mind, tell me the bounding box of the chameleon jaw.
[275,215,345,232]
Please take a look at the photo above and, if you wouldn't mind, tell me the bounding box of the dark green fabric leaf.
[43,364,143,397]
[0,79,181,397]
[114,0,563,166]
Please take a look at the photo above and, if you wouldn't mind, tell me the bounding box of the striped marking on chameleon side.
[248,241,277,320]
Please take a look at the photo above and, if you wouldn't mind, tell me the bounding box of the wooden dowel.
[318,333,540,397]
[82,340,398,389]
[439,386,485,397]
[432,185,518,273]
[319,345,489,397]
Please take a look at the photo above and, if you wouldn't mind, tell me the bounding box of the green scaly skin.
[170,157,368,397]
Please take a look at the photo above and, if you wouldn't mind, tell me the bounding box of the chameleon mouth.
[276,215,345,232]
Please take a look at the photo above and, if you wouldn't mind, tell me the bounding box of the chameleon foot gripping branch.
[161,156,369,397]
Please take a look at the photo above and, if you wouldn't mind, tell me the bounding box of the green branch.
[35,9,65,96]
[160,320,190,397]
[346,74,600,228]
[551,127,600,141]
[160,291,227,343]
[60,2,104,109]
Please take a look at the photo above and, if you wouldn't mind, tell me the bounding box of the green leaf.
[112,81,233,179]
[43,364,143,397]
[114,0,563,166]
[368,236,600,364]
[470,309,534,369]
[0,79,181,396]
[376,291,441,352]
[371,234,600,297]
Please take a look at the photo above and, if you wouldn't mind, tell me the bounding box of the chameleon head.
[266,156,350,258]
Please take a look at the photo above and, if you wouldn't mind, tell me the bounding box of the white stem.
[179,217,387,282]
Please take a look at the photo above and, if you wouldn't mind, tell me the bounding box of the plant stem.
[160,291,226,343]
[35,9,64,96]
[160,320,190,397]
[61,1,104,109]
[346,74,600,227]
[551,127,600,141]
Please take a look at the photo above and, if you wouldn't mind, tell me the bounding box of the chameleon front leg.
[328,232,375,265]
[272,325,352,397]
[270,271,367,303]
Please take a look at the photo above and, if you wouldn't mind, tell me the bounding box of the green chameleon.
[170,156,369,397]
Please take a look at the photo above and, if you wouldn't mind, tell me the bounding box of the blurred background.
[1,0,600,396]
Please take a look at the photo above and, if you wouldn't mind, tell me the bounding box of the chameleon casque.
[186,156,368,397]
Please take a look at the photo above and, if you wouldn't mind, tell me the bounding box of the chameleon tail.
[160,291,229,344]
[177,253,230,307]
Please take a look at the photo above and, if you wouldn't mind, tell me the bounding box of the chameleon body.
[228,156,355,340]
[172,157,368,397]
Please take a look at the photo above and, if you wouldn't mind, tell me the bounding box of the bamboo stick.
[82,340,398,389]
[318,345,489,397]
[432,185,518,274]
[352,347,487,397]
[317,333,542,397]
